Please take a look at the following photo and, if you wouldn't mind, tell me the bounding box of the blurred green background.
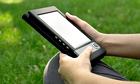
[0,0,140,83]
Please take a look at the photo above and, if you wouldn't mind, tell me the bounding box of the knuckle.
[84,51,90,56]
[59,58,66,64]
[81,21,88,28]
[72,15,78,21]
[81,51,90,57]
[58,68,61,73]
[72,15,78,19]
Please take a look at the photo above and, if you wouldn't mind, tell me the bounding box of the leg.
[43,52,64,84]
[91,61,127,80]
[44,53,127,84]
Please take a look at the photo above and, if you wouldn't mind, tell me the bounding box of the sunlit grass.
[0,0,140,83]
[0,0,23,4]
[1,27,20,43]
[0,12,20,43]
[0,12,12,26]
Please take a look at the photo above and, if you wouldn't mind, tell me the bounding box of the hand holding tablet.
[22,6,106,61]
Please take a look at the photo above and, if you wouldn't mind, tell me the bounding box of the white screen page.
[38,12,91,48]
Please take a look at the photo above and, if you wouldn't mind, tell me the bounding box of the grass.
[0,0,140,83]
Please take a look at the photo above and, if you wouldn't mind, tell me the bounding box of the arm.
[78,71,140,84]
[58,13,140,84]
[66,13,140,59]
[102,34,140,59]
[58,47,140,84]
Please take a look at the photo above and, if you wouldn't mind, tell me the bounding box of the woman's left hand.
[58,46,93,84]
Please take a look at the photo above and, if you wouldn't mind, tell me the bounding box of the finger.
[79,46,93,59]
[65,12,90,29]
[59,52,68,59]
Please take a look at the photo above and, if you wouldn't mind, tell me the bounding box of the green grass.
[0,0,140,83]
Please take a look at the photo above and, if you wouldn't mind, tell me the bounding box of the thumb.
[79,46,93,59]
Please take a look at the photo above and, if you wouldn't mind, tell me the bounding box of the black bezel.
[22,6,106,60]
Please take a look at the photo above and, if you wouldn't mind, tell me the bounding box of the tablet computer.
[22,6,106,61]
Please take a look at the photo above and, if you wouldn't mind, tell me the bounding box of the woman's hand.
[66,13,140,58]
[66,12,103,44]
[58,46,93,84]
[58,13,140,84]
[58,46,140,84]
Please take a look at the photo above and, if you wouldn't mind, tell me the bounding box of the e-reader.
[22,6,106,61]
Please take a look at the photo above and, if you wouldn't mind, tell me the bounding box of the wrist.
[97,33,111,55]
[94,32,105,46]
[73,71,92,84]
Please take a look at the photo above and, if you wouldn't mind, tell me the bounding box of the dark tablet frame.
[22,6,106,61]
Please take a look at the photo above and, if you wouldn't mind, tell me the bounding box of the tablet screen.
[38,12,91,48]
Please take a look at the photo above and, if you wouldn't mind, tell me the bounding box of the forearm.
[100,34,140,59]
[76,72,140,84]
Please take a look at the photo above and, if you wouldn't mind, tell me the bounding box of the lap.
[44,53,127,84]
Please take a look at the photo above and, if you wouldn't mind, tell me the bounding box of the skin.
[58,12,140,84]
